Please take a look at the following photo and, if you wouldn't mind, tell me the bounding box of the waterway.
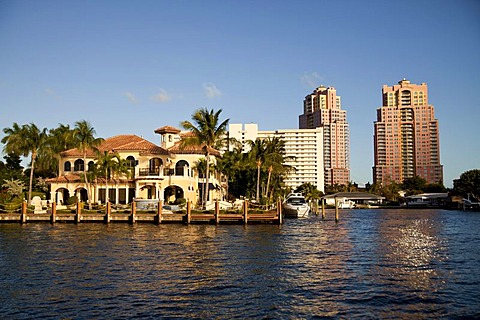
[0,209,479,319]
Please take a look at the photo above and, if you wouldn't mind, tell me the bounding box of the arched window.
[149,158,163,175]
[74,159,84,171]
[88,161,95,172]
[126,156,136,167]
[175,160,189,176]
[64,161,71,172]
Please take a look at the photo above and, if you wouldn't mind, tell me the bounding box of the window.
[64,161,71,172]
[126,156,136,167]
[74,159,84,171]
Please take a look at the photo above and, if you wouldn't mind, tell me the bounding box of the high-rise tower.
[373,79,443,185]
[299,86,350,186]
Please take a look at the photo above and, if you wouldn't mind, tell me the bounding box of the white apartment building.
[228,124,324,193]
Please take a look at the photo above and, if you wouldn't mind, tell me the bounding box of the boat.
[282,193,310,218]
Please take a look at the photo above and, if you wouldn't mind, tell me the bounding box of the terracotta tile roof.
[154,126,181,134]
[168,141,221,156]
[60,135,170,157]
[46,173,82,183]
[46,174,131,184]
[180,131,195,138]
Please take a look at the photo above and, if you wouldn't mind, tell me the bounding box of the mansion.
[47,126,224,207]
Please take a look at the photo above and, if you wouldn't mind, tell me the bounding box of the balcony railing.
[138,168,161,176]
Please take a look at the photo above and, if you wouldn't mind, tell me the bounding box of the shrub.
[67,196,78,205]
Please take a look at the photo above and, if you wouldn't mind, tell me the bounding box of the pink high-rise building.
[373,79,443,185]
[299,86,350,186]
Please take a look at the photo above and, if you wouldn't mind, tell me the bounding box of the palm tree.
[95,150,117,203]
[247,139,267,202]
[215,144,243,201]
[180,108,229,209]
[73,120,104,209]
[42,124,76,177]
[96,151,132,203]
[2,122,48,204]
[263,137,287,199]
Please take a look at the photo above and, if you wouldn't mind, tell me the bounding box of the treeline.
[1,110,479,207]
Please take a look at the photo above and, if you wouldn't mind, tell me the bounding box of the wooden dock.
[0,200,283,225]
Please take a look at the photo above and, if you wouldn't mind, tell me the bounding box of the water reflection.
[0,209,479,318]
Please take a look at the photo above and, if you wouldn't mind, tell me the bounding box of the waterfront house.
[46,126,224,208]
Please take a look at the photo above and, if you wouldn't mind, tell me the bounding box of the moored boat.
[282,193,310,218]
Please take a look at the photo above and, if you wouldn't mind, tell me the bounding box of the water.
[1,209,479,319]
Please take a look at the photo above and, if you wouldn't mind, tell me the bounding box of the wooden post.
[156,200,163,224]
[130,201,136,224]
[21,200,27,224]
[243,200,248,225]
[76,201,81,223]
[215,200,220,224]
[51,202,56,224]
[105,201,111,223]
[321,198,325,220]
[335,197,339,223]
[186,201,191,224]
[277,198,283,225]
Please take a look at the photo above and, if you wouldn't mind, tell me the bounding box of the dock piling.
[51,202,56,224]
[335,197,339,223]
[21,200,27,224]
[105,201,111,223]
[130,201,136,224]
[321,198,325,220]
[186,201,191,224]
[156,200,163,224]
[243,200,248,225]
[215,200,220,224]
[75,201,81,224]
[277,198,283,225]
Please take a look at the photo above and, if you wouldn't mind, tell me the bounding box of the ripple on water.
[0,210,479,318]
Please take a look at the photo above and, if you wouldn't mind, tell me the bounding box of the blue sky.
[1,0,479,187]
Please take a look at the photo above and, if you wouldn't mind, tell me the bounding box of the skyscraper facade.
[373,79,443,185]
[299,86,350,186]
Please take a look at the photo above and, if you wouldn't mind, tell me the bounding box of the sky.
[1,0,479,187]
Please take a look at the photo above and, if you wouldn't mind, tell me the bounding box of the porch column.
[135,181,139,200]
[125,187,129,204]
[115,186,119,205]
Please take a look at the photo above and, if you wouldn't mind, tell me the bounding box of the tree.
[180,108,229,209]
[2,122,48,204]
[295,182,323,201]
[263,137,291,202]
[73,120,104,209]
[2,179,25,201]
[453,169,480,200]
[402,176,427,196]
[247,139,267,202]
[40,124,76,177]
[0,153,25,184]
[95,150,117,202]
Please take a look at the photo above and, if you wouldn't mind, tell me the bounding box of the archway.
[175,160,189,176]
[54,188,70,205]
[164,185,184,204]
[149,158,163,175]
[74,187,88,203]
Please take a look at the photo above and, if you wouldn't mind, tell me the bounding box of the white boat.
[282,193,310,218]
